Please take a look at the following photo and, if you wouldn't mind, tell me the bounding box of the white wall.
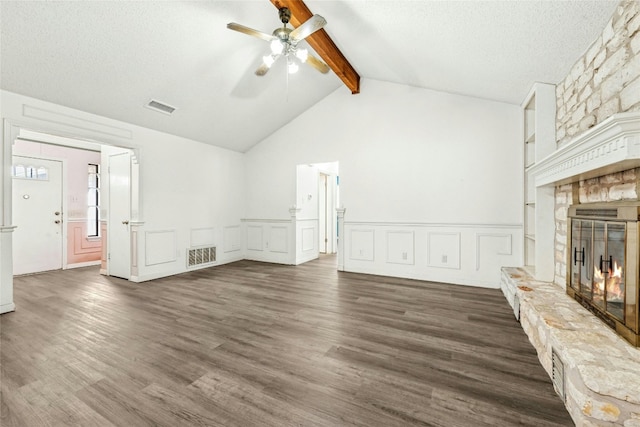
[1,90,245,302]
[245,78,523,287]
[296,164,319,220]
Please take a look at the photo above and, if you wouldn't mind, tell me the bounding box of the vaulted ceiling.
[0,1,618,152]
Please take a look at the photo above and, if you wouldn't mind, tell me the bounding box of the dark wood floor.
[1,255,573,426]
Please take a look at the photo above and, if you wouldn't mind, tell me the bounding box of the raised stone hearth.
[501,267,640,426]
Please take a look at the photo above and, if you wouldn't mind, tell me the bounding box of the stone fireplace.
[501,112,640,426]
[501,3,640,424]
[567,202,639,346]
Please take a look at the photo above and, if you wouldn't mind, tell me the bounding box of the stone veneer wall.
[554,1,640,287]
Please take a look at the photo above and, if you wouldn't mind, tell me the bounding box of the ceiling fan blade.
[289,14,326,42]
[227,22,275,42]
[255,63,271,76]
[255,54,280,76]
[306,53,330,74]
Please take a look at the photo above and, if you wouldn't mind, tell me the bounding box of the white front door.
[108,152,131,279]
[12,156,64,275]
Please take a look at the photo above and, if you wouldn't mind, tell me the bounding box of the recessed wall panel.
[247,225,263,251]
[427,232,461,269]
[223,225,241,253]
[190,227,215,248]
[386,231,414,265]
[476,233,513,271]
[302,227,315,252]
[145,230,177,266]
[350,229,375,261]
[269,226,288,253]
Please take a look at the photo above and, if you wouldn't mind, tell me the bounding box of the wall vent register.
[187,247,216,268]
[145,99,177,115]
[552,349,565,402]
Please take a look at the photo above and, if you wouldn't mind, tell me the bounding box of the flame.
[607,261,624,302]
[593,260,624,303]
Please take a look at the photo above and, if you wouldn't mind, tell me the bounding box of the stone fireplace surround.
[502,112,640,427]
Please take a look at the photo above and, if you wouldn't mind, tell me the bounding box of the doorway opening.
[296,161,339,256]
[10,128,134,279]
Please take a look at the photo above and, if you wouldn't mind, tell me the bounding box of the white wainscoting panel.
[386,231,414,265]
[145,230,177,266]
[476,233,513,271]
[246,225,264,251]
[295,220,319,265]
[190,227,215,248]
[302,227,315,252]
[223,225,241,253]
[427,232,461,270]
[242,219,295,265]
[269,226,288,253]
[343,222,522,288]
[350,229,375,261]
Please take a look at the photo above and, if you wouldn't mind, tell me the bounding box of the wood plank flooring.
[1,256,573,426]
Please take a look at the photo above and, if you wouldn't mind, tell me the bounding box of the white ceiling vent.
[145,99,176,115]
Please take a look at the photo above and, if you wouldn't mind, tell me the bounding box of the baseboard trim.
[65,260,101,269]
[0,302,16,314]
[343,265,499,289]
[130,256,245,283]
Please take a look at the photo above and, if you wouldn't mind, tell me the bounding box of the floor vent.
[552,349,565,402]
[187,247,216,268]
[145,99,177,115]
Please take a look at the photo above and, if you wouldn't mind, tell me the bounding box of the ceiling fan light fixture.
[270,39,283,55]
[263,54,276,68]
[228,6,335,82]
[295,48,308,63]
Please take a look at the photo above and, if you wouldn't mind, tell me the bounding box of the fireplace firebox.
[567,202,640,347]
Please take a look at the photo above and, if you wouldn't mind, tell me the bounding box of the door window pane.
[606,222,625,321]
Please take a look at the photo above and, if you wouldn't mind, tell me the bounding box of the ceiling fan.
[227,7,330,76]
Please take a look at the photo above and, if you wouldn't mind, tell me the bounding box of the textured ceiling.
[0,1,618,152]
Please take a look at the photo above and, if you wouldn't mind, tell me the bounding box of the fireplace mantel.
[529,112,640,187]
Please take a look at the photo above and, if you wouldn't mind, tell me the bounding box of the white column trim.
[337,207,346,271]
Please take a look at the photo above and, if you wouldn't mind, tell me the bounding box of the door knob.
[54,220,61,224]
[54,211,61,216]
[122,220,129,225]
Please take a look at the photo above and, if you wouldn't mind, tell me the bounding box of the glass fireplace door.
[573,220,626,319]
[570,220,593,295]
[605,222,625,321]
[593,221,606,309]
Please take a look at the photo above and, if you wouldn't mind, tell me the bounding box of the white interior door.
[318,173,328,253]
[12,156,63,275]
[108,152,131,279]
[327,174,338,254]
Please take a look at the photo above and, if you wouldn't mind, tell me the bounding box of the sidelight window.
[87,164,100,237]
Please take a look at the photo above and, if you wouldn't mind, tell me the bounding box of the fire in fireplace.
[567,202,639,347]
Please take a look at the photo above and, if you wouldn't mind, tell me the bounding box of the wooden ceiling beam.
[270,0,360,94]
